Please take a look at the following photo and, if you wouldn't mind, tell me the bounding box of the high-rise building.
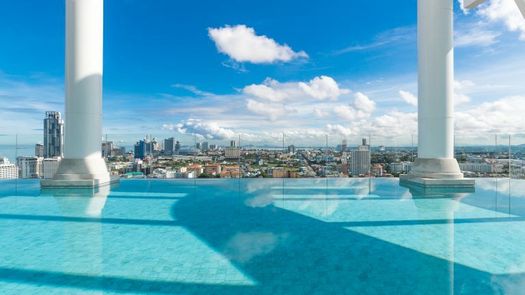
[0,158,18,179]
[350,138,371,177]
[101,141,114,158]
[175,141,181,154]
[16,156,42,179]
[42,158,61,179]
[164,137,175,155]
[202,142,209,152]
[134,139,153,159]
[35,144,44,157]
[288,145,296,155]
[43,111,64,158]
[341,140,348,153]
[196,142,202,150]
[230,140,236,148]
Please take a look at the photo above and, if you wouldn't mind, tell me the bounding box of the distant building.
[16,156,42,179]
[134,139,153,159]
[225,147,241,160]
[271,167,299,178]
[42,158,61,179]
[371,164,384,177]
[35,144,44,157]
[209,144,217,150]
[221,165,240,178]
[204,164,221,176]
[43,111,64,158]
[196,142,202,150]
[389,162,412,174]
[230,140,236,148]
[0,158,18,179]
[202,142,209,152]
[341,140,348,152]
[459,163,494,174]
[164,137,175,155]
[350,138,370,176]
[288,145,296,155]
[101,141,113,158]
[175,141,181,154]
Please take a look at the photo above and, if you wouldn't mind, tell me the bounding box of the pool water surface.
[1,178,525,294]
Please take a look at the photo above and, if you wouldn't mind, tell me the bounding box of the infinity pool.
[1,178,525,294]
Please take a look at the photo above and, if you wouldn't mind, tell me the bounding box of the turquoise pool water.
[1,178,525,294]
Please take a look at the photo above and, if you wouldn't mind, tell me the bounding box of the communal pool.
[1,178,525,294]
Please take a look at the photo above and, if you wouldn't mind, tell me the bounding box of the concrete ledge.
[41,176,120,188]
[400,175,475,194]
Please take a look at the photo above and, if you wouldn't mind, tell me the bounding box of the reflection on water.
[0,178,525,294]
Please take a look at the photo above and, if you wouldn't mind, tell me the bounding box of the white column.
[408,0,463,180]
[43,0,112,187]
[65,0,104,160]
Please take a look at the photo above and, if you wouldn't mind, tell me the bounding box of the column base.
[400,158,475,191]
[41,158,119,188]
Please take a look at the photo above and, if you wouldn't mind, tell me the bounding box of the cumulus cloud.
[326,124,353,137]
[454,80,474,105]
[245,99,291,121]
[455,95,525,135]
[243,76,349,102]
[334,92,376,121]
[399,90,418,106]
[298,76,351,100]
[398,80,473,107]
[208,25,308,63]
[478,0,525,40]
[164,119,236,140]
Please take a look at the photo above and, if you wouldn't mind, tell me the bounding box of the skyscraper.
[134,139,153,159]
[43,111,64,158]
[202,142,209,152]
[164,137,175,155]
[175,141,181,154]
[350,138,371,177]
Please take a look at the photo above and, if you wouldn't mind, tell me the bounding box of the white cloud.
[208,25,308,63]
[243,76,349,102]
[398,80,473,107]
[478,0,525,40]
[399,90,418,106]
[313,108,329,118]
[354,92,376,113]
[298,76,351,100]
[456,95,525,135]
[454,79,475,105]
[335,26,415,54]
[245,99,291,121]
[455,27,501,47]
[326,124,353,137]
[243,78,289,102]
[165,119,236,140]
[334,92,376,121]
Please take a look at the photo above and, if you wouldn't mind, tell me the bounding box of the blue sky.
[1,0,525,146]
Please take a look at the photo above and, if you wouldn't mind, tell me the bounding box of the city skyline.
[1,0,525,145]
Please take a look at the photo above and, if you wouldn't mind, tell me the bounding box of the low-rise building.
[42,158,61,179]
[0,158,18,179]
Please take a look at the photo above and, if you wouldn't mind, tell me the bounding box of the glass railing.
[1,132,524,181]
